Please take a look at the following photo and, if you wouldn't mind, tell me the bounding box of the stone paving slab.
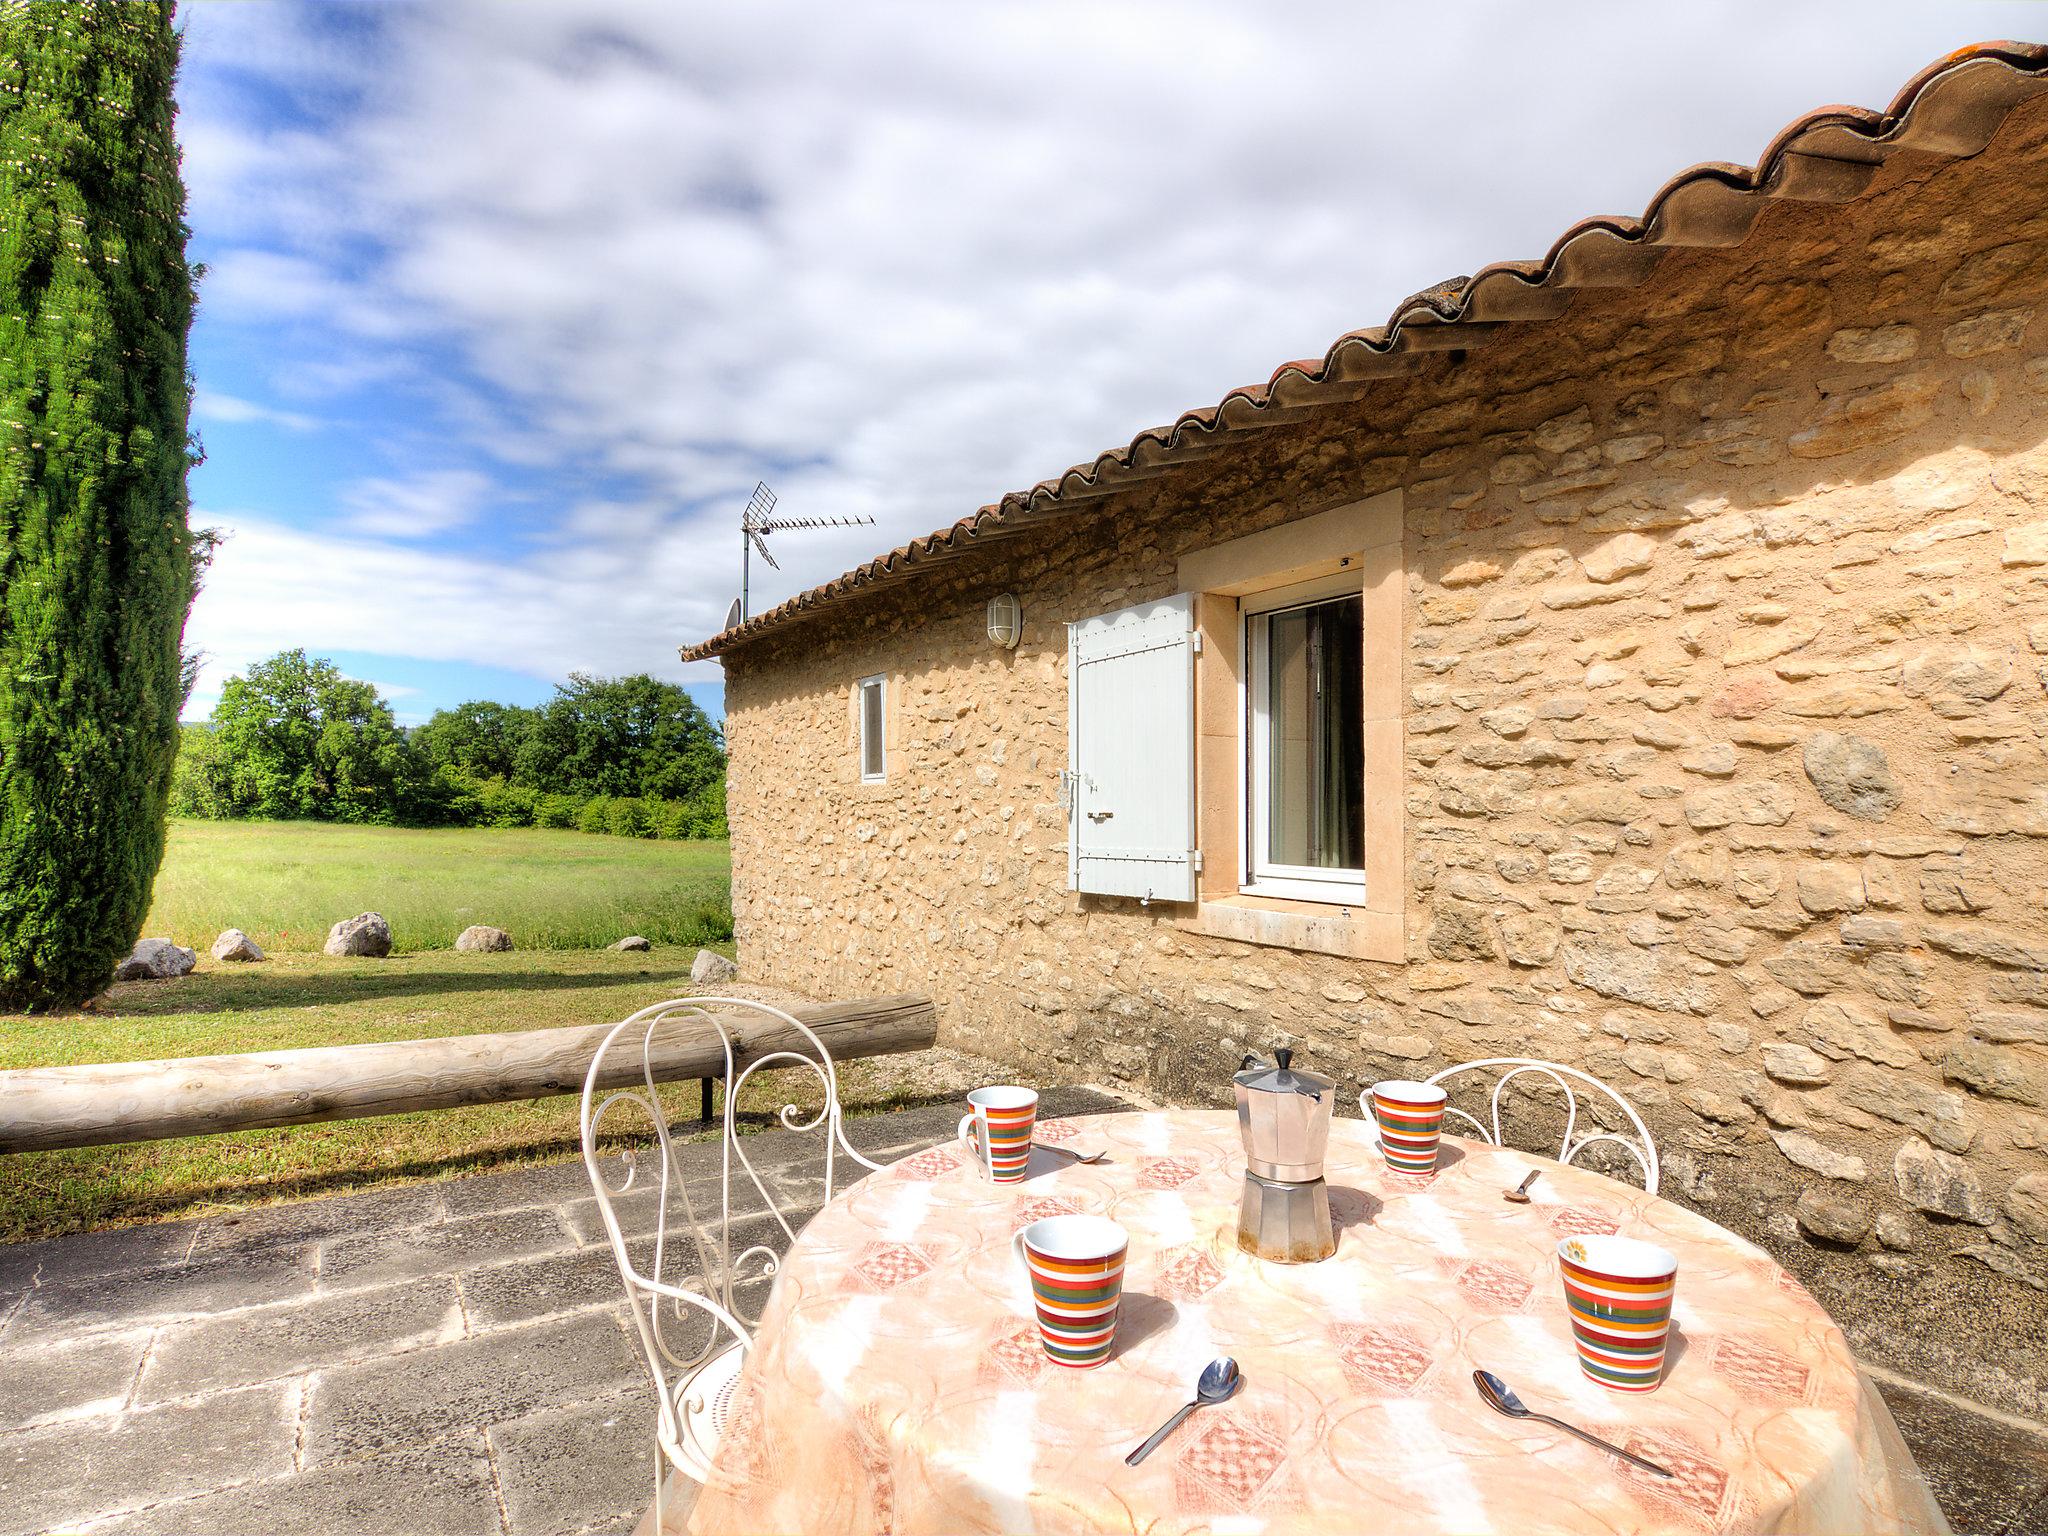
[0,1384,295,1536]
[0,1089,1128,1535]
[135,1277,464,1405]
[13,1245,318,1335]
[304,1307,643,1466]
[0,1226,197,1295]
[185,1183,450,1262]
[1877,1374,2048,1536]
[87,1439,503,1536]
[316,1205,574,1293]
[490,1391,659,1536]
[0,1330,151,1431]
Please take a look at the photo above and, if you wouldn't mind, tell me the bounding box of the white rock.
[610,936,653,952]
[210,929,265,963]
[691,949,739,984]
[454,925,513,953]
[324,912,392,958]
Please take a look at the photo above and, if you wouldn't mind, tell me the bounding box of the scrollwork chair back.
[579,995,886,1508]
[1422,1057,1660,1194]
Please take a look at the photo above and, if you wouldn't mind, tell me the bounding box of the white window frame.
[856,674,886,783]
[1241,570,1367,906]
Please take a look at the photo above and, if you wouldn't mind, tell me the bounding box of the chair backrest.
[1421,1057,1659,1194]
[579,996,886,1450]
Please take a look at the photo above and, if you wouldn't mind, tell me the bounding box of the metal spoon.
[1504,1170,1540,1203]
[1471,1370,1673,1478]
[1126,1358,1242,1466]
[1054,1146,1109,1164]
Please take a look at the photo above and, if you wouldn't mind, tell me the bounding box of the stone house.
[684,44,2048,1448]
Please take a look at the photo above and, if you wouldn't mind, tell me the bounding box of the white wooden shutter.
[1067,593,1198,902]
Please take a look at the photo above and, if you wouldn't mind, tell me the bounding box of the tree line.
[172,650,728,839]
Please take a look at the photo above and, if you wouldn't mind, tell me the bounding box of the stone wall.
[722,104,2048,1419]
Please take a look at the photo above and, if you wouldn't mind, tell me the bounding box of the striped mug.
[1369,1079,1447,1174]
[958,1086,1038,1183]
[1014,1214,1127,1368]
[1558,1234,1678,1392]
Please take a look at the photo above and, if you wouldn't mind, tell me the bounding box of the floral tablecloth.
[685,1110,1946,1535]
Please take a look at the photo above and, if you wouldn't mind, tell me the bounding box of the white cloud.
[177,1,2039,678]
[192,386,322,432]
[338,469,493,539]
[183,502,738,705]
[347,677,422,700]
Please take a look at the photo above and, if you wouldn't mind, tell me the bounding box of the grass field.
[0,821,763,1241]
[144,819,732,953]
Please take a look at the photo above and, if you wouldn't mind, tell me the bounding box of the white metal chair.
[1420,1058,1659,1194]
[579,996,885,1525]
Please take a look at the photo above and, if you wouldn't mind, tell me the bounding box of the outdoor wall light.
[986,593,1023,649]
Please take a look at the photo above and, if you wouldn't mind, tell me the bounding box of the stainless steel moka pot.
[1233,1048,1337,1263]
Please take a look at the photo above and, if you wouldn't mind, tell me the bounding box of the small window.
[1244,575,1364,904]
[857,675,886,782]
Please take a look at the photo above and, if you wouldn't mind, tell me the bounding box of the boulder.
[210,929,265,963]
[454,925,513,953]
[690,949,739,985]
[609,936,652,952]
[324,912,392,958]
[114,938,196,982]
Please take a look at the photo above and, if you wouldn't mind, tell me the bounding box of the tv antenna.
[738,481,872,621]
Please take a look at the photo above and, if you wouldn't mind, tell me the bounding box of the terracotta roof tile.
[681,41,2048,664]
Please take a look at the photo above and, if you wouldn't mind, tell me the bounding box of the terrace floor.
[1,1087,2039,1535]
[0,1088,1128,1536]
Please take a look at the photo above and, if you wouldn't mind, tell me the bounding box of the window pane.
[861,681,884,778]
[1264,594,1362,870]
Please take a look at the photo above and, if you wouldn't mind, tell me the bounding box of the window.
[1244,573,1365,904]
[857,675,886,782]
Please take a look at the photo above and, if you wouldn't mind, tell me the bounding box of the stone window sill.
[1175,893,1403,963]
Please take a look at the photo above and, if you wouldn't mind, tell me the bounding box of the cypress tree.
[0,2,198,1009]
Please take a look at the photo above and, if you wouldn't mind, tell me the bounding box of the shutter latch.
[1087,809,1114,822]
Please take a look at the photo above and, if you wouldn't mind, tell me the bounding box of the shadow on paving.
[0,1087,1129,1536]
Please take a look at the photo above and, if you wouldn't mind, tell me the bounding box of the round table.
[684,1110,1945,1535]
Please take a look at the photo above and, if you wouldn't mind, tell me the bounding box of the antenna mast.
[737,481,873,622]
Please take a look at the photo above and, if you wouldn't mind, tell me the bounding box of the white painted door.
[1067,593,1197,902]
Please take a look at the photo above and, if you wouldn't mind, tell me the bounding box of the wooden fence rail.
[0,994,937,1154]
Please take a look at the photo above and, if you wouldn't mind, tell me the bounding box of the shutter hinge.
[1192,849,1204,874]
[1190,631,1203,655]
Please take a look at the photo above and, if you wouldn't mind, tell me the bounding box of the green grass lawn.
[0,951,947,1244]
[0,950,720,1241]
[0,821,764,1242]
[144,818,732,952]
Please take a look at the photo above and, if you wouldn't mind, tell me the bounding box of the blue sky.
[171,1,2040,728]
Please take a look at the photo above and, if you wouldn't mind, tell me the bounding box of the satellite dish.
[724,595,744,631]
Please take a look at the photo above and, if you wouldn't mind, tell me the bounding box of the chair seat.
[663,1341,747,1484]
